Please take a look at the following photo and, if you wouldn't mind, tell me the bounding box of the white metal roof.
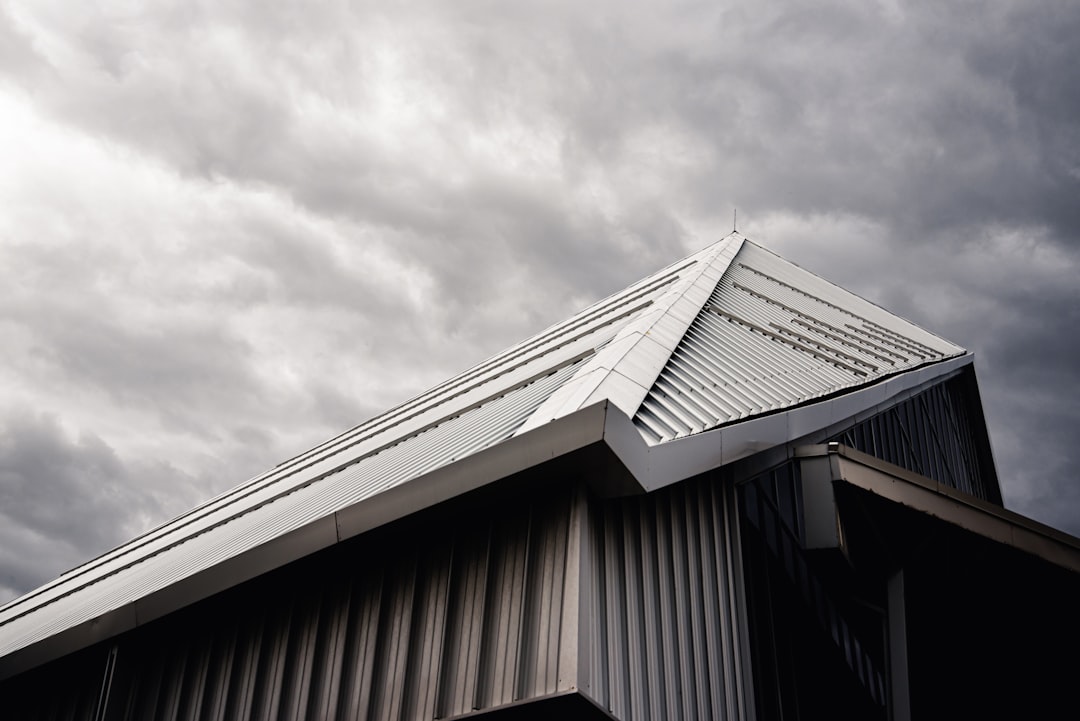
[635,241,964,442]
[0,233,968,675]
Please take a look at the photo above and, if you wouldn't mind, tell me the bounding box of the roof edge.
[0,402,622,681]
[798,442,1080,573]
[603,353,976,492]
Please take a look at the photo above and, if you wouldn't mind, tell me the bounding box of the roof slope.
[0,233,965,675]
[635,241,963,441]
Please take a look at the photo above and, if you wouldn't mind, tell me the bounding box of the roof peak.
[515,234,746,434]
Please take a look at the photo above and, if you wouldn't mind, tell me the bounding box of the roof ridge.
[514,235,744,435]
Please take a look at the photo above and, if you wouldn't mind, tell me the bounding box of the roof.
[0,233,968,678]
[797,443,1080,574]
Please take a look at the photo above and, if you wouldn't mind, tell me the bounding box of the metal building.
[2,233,1078,720]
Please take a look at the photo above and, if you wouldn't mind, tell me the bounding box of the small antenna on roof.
[733,208,737,233]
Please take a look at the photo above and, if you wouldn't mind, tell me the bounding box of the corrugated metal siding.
[3,484,584,721]
[585,474,752,721]
[636,242,965,443]
[829,373,999,502]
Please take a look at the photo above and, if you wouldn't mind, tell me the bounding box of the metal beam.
[886,571,910,721]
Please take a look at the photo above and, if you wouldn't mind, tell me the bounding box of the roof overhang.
[794,442,1080,715]
[796,442,1080,574]
[606,353,976,492]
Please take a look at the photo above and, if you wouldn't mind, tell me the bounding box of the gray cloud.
[0,411,177,596]
[0,0,1078,603]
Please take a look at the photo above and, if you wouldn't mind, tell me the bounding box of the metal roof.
[0,233,970,675]
[635,242,964,442]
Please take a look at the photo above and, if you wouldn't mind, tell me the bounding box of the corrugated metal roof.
[635,241,965,443]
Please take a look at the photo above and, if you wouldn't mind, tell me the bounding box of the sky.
[1,0,1078,604]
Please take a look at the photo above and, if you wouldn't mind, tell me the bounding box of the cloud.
[0,0,1078,604]
[0,411,179,598]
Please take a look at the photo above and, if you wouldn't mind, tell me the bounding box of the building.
[2,233,1078,720]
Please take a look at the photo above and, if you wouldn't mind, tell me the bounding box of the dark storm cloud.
[964,263,1080,535]
[968,2,1080,230]
[0,411,180,598]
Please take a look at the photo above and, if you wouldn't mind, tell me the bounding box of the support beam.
[886,570,910,721]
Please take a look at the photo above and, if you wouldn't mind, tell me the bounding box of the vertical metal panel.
[304,584,351,720]
[588,474,752,721]
[197,623,237,721]
[475,511,528,708]
[830,376,997,502]
[3,481,584,721]
[434,528,489,716]
[175,636,210,721]
[402,547,452,720]
[223,613,263,719]
[621,503,650,718]
[126,638,163,719]
[517,491,571,701]
[368,553,419,720]
[336,570,382,721]
[559,484,585,695]
[276,589,322,721]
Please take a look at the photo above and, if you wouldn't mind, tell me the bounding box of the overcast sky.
[1,0,1078,604]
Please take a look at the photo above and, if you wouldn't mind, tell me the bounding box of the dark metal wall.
[4,481,584,721]
[830,372,1000,503]
[739,463,887,720]
[583,473,753,721]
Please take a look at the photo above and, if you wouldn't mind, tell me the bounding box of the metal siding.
[253,601,292,721]
[434,527,489,716]
[176,639,211,721]
[829,375,997,501]
[588,475,751,721]
[199,625,238,721]
[306,587,351,720]
[337,572,382,721]
[2,483,584,720]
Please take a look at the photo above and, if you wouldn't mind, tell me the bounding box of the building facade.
[3,234,1078,719]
